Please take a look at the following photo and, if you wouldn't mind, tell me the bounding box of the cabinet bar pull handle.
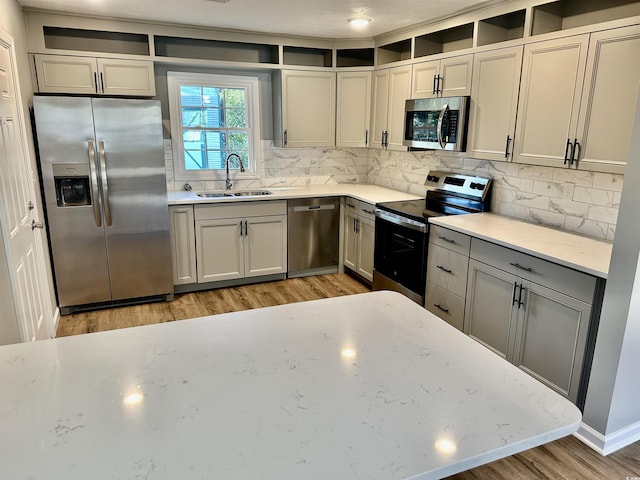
[504,135,512,159]
[509,262,532,272]
[240,221,244,236]
[356,217,360,233]
[434,304,449,313]
[518,284,525,308]
[365,129,369,146]
[99,72,105,94]
[283,129,288,146]
[512,282,518,305]
[436,74,442,95]
[93,72,99,94]
[362,209,375,215]
[433,75,437,95]
[244,220,248,237]
[438,236,455,244]
[563,138,573,165]
[571,139,581,166]
[436,265,452,273]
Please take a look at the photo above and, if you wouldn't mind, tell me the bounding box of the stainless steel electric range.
[373,171,492,305]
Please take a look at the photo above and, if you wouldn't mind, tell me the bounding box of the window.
[168,72,261,181]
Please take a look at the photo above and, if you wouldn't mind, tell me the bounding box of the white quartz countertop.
[0,291,581,480]
[168,184,421,205]
[430,213,612,278]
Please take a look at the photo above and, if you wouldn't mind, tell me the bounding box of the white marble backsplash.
[163,140,621,240]
[369,149,621,241]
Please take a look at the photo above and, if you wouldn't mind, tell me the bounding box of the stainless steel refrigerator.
[33,96,173,314]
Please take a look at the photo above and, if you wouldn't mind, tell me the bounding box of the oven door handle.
[374,209,427,233]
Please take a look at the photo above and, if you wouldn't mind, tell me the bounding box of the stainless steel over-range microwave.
[403,96,470,151]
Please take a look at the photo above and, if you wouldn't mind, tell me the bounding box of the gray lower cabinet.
[343,199,375,282]
[425,225,471,330]
[464,239,596,403]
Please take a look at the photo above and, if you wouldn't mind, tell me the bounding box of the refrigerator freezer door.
[91,98,172,300]
[33,96,112,307]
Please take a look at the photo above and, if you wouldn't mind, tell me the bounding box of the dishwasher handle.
[293,204,336,212]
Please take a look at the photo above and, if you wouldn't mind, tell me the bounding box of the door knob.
[31,220,44,230]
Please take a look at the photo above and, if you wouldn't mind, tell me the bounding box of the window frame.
[167,71,261,182]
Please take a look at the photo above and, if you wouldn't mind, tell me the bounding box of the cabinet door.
[336,71,372,147]
[411,60,439,98]
[33,54,98,94]
[370,69,390,148]
[467,46,523,162]
[574,25,640,174]
[97,58,156,96]
[464,259,518,359]
[343,207,358,272]
[513,35,589,167]
[169,206,197,285]
[245,215,287,278]
[281,71,336,147]
[356,214,375,282]
[195,218,244,283]
[512,280,592,402]
[387,65,412,150]
[439,54,473,97]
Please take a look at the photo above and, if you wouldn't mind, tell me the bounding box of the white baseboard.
[575,420,640,455]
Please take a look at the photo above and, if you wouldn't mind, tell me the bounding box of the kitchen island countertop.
[429,213,612,278]
[168,183,422,205]
[0,291,581,480]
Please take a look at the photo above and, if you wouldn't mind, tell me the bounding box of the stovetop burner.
[376,171,492,223]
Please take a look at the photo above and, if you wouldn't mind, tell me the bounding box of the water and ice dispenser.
[52,164,92,207]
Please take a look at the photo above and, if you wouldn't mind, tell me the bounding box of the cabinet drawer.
[427,244,469,297]
[344,198,375,221]
[430,225,471,256]
[470,238,597,303]
[425,282,465,331]
[195,200,287,220]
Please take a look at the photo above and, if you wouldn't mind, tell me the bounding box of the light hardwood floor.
[56,274,640,479]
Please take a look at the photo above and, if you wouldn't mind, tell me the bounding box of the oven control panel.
[424,170,491,200]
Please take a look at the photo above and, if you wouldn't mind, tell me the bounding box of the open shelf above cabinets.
[414,23,474,58]
[532,0,640,36]
[478,10,526,46]
[154,36,279,64]
[43,26,150,55]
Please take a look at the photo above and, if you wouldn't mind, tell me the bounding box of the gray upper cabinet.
[32,54,156,96]
[573,24,640,174]
[512,35,589,169]
[466,46,523,162]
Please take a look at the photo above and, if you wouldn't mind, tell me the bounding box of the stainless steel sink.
[196,192,236,198]
[196,190,272,198]
[233,190,273,196]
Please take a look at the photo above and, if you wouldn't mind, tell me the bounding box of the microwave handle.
[437,103,449,149]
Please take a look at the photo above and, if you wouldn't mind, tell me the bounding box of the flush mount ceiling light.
[348,17,372,27]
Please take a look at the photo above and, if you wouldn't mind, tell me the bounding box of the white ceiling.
[18,0,501,39]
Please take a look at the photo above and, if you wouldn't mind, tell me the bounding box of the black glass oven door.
[374,217,427,296]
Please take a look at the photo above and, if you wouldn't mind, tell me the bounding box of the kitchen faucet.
[225,153,245,190]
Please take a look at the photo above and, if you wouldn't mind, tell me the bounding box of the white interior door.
[0,29,53,342]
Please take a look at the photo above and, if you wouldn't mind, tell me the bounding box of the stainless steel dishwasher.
[287,197,340,278]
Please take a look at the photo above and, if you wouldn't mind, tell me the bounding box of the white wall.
[581,90,640,450]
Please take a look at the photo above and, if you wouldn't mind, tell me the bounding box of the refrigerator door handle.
[98,140,112,226]
[87,140,102,227]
